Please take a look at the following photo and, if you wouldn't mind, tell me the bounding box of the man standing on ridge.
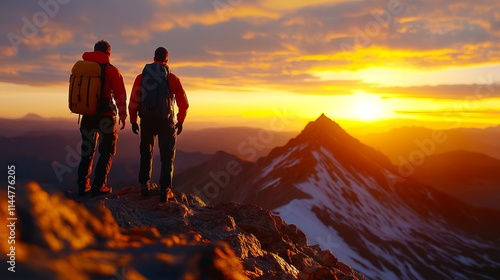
[77,40,127,197]
[129,47,189,202]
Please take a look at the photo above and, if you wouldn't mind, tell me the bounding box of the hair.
[94,40,111,55]
[154,47,169,62]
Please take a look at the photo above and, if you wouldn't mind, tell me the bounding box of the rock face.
[0,182,365,280]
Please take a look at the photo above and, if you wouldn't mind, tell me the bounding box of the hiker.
[76,40,127,197]
[129,47,189,202]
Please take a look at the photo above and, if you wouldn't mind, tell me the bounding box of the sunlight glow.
[355,101,382,121]
[348,91,393,122]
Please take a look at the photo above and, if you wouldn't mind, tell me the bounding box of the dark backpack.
[139,63,172,120]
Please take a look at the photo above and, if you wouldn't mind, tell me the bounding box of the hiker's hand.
[175,122,183,135]
[119,119,126,130]
[132,123,139,135]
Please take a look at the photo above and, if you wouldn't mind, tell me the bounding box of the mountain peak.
[314,113,339,127]
[22,113,44,120]
[317,113,332,122]
[299,114,355,146]
[265,114,396,193]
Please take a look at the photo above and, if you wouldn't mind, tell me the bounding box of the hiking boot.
[78,179,92,196]
[159,188,174,203]
[91,184,112,197]
[141,183,150,197]
[142,183,160,197]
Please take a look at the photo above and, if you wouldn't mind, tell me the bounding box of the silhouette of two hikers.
[74,42,189,202]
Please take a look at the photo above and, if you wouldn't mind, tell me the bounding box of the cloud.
[371,83,500,99]
[0,0,500,99]
[394,109,500,122]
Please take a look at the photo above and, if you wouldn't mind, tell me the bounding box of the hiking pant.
[139,118,177,190]
[77,115,117,188]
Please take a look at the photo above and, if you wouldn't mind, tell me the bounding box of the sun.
[355,101,382,120]
[350,91,390,121]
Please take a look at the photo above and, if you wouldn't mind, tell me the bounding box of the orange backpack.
[68,61,108,115]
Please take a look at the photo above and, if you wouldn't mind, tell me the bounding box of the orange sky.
[1,0,500,131]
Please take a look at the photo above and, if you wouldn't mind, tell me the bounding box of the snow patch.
[260,145,306,178]
[260,178,281,190]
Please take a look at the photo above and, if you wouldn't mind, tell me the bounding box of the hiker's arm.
[110,67,127,128]
[170,74,189,124]
[129,74,142,125]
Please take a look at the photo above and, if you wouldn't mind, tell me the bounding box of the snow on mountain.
[177,114,500,280]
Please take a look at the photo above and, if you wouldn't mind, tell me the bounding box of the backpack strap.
[97,63,110,114]
[99,63,109,98]
[164,65,171,97]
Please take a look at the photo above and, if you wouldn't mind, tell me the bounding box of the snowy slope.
[177,114,500,279]
[271,146,499,279]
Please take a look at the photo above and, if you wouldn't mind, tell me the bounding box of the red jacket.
[129,62,189,124]
[82,51,127,121]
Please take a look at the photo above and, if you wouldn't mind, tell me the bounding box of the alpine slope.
[177,114,500,280]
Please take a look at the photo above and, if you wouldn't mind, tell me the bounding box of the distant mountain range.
[176,115,500,280]
[3,114,500,278]
[3,114,499,210]
[360,125,500,162]
[412,150,500,210]
[0,114,296,157]
[0,115,294,190]
[0,133,213,189]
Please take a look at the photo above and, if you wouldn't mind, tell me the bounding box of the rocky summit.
[0,182,365,280]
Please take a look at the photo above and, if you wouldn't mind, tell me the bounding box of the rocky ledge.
[0,182,365,280]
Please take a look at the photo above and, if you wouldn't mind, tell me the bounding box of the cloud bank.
[1,0,500,99]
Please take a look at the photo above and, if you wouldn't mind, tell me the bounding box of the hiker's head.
[154,47,169,63]
[94,40,111,55]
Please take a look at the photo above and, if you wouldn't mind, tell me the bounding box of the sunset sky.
[1,0,500,131]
